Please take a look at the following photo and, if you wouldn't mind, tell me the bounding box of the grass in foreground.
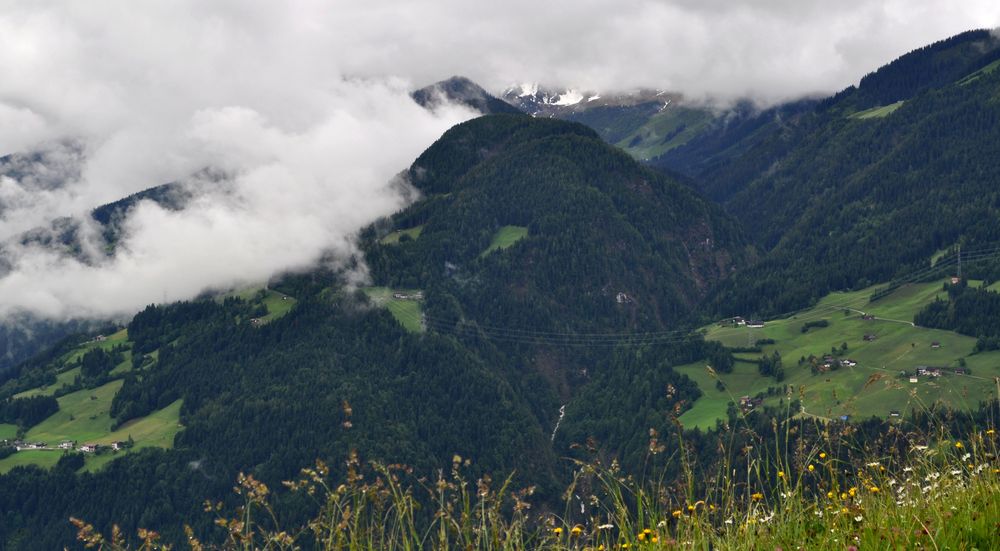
[70,416,1000,550]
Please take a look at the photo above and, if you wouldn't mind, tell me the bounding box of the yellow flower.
[571,525,583,536]
[553,527,563,535]
[808,464,815,472]
[827,491,835,499]
[709,504,717,512]
[751,492,764,501]
[955,441,964,449]
[869,486,880,493]
[840,492,848,500]
[987,429,996,436]
[637,532,646,542]
[849,487,857,497]
[643,528,652,535]
[672,510,682,518]
[651,536,659,543]
[819,452,827,459]
[687,504,695,512]
[777,470,785,478]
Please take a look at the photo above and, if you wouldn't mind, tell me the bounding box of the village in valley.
[672,276,1000,429]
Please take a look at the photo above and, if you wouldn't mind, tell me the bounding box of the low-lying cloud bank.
[0,1,997,321]
[0,82,474,320]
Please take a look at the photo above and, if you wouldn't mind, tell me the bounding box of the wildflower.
[827,491,835,499]
[651,536,659,543]
[962,453,971,461]
[841,492,847,500]
[643,528,652,535]
[955,441,964,449]
[777,470,785,478]
[553,527,563,535]
[987,429,996,436]
[687,504,695,512]
[751,492,764,501]
[598,524,614,530]
[571,525,583,536]
[819,452,827,459]
[709,504,717,512]
[637,532,646,542]
[672,510,682,518]
[849,487,857,497]
[808,464,815,472]
[854,515,863,522]
[869,486,880,493]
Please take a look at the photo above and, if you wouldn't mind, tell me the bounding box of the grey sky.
[0,0,996,320]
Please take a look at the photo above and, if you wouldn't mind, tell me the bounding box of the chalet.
[738,395,764,411]
[747,320,765,328]
[111,441,126,451]
[58,441,75,450]
[954,368,968,375]
[94,334,107,342]
[909,377,919,384]
[951,277,961,285]
[78,444,97,453]
[393,292,425,301]
[842,359,857,367]
[916,366,942,377]
[930,342,940,348]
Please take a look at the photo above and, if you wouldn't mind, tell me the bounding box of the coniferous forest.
[1,27,1000,550]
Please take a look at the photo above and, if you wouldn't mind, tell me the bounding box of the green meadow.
[363,287,425,333]
[380,224,425,245]
[678,278,1000,429]
[849,101,905,119]
[481,225,528,256]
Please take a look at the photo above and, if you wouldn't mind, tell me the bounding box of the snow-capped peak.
[550,89,584,106]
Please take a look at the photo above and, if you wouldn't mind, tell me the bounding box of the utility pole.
[957,244,962,281]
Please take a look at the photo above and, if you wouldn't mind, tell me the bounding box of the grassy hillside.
[481,225,527,256]
[848,100,904,119]
[379,225,424,245]
[613,106,714,160]
[362,287,425,333]
[677,278,1000,429]
[0,323,186,473]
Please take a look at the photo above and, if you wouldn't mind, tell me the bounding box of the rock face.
[412,76,523,115]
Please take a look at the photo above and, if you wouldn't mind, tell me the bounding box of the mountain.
[663,29,1000,316]
[502,84,719,161]
[0,114,748,547]
[412,76,523,115]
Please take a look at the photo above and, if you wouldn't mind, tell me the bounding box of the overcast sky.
[0,0,998,320]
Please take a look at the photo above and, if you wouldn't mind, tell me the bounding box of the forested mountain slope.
[662,29,1000,316]
[0,115,750,548]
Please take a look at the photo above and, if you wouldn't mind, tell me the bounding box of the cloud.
[0,0,997,320]
[0,79,474,319]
